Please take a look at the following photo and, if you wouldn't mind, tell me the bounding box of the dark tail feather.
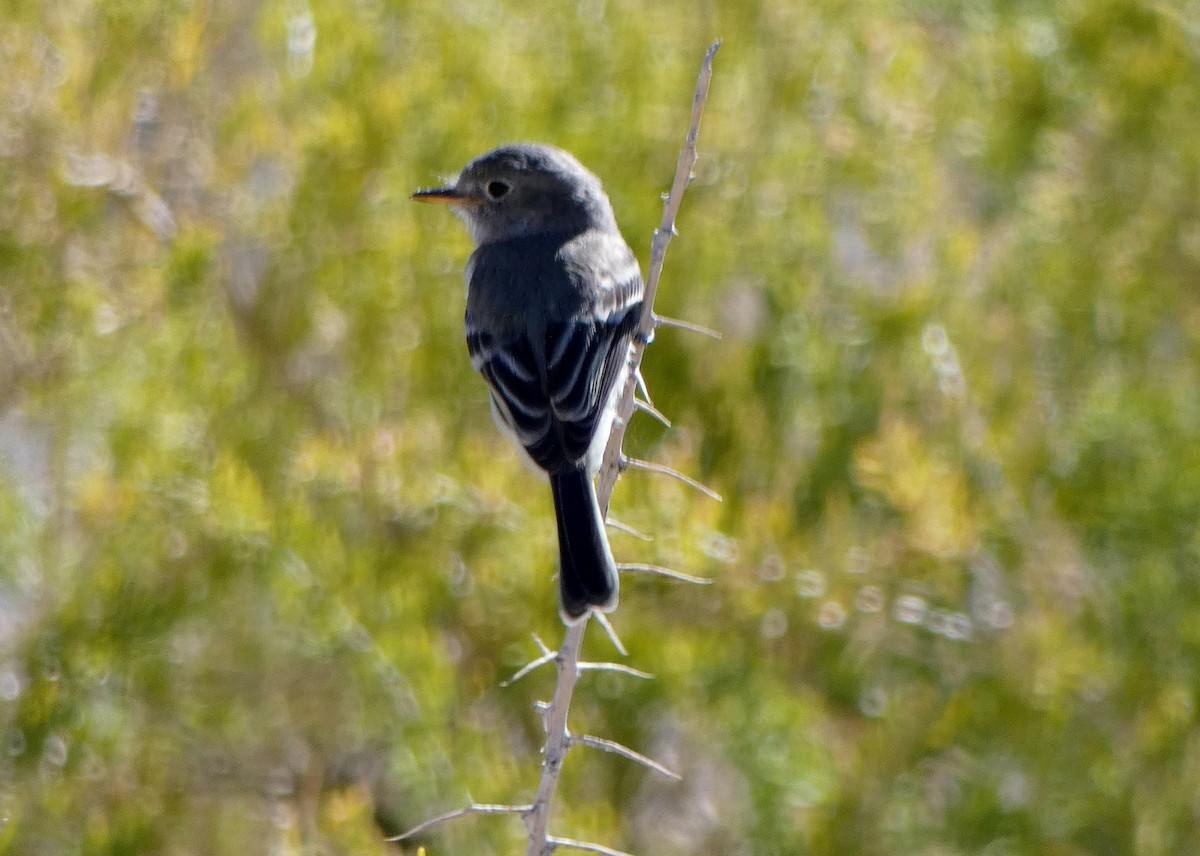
[550,466,618,621]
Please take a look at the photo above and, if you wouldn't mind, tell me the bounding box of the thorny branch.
[529,41,719,851]
[596,39,721,512]
[391,40,720,856]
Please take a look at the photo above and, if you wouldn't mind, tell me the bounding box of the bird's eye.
[486,180,511,200]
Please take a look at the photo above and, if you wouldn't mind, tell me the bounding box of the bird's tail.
[550,466,618,622]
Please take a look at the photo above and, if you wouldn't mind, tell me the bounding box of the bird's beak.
[412,185,478,205]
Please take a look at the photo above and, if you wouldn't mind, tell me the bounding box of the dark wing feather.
[466,230,644,472]
[479,337,547,444]
[544,302,641,462]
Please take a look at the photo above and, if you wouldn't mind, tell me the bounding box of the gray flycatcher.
[413,143,644,623]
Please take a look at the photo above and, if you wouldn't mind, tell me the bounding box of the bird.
[413,143,644,623]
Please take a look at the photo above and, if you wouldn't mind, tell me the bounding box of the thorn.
[546,836,638,856]
[592,611,627,657]
[605,517,653,541]
[534,699,551,732]
[387,803,532,842]
[617,563,713,586]
[570,734,681,781]
[633,367,654,406]
[655,314,723,340]
[501,649,557,687]
[623,456,723,502]
[634,397,672,428]
[578,661,654,679]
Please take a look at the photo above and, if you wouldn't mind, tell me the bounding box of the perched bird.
[413,143,644,623]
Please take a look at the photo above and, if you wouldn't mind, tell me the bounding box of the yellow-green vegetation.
[2,0,1199,853]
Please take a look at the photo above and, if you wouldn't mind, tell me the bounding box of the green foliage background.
[2,0,1199,853]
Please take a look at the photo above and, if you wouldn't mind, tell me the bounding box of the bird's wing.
[467,234,643,471]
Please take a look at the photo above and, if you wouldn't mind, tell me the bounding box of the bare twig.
[617,563,714,586]
[388,802,531,842]
[571,734,681,781]
[622,456,724,502]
